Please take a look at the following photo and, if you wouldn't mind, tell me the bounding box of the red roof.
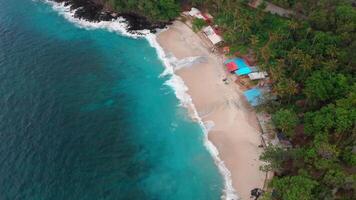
[226,62,238,72]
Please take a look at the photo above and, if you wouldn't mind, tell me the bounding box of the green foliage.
[269,0,296,8]
[259,146,286,172]
[323,168,346,188]
[189,1,356,198]
[341,146,356,166]
[272,175,318,200]
[304,93,356,137]
[106,0,180,21]
[272,108,298,137]
[304,105,335,136]
[192,18,206,32]
[107,0,356,198]
[304,70,349,104]
[273,77,298,101]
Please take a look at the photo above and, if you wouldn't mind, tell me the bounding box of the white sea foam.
[168,55,207,71]
[42,0,149,38]
[204,120,216,132]
[146,34,239,200]
[42,1,238,199]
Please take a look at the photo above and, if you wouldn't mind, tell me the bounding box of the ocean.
[0,0,226,199]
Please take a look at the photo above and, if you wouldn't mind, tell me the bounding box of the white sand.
[157,21,265,199]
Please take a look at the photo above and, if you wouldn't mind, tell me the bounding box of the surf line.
[42,1,238,199]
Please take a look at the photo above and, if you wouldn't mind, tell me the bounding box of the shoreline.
[146,34,238,200]
[156,21,265,199]
[49,0,169,32]
[44,1,264,199]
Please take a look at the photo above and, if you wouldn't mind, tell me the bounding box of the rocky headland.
[53,0,170,32]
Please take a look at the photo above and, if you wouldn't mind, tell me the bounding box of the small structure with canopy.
[202,26,223,45]
[243,88,263,106]
[224,58,257,75]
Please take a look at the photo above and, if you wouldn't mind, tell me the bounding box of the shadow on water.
[0,6,152,199]
[0,1,224,200]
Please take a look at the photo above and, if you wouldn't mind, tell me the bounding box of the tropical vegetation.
[105,0,355,199]
[188,1,355,199]
[104,0,180,21]
[192,18,207,32]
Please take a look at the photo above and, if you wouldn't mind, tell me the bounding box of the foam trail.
[146,34,239,200]
[170,56,207,71]
[41,0,149,38]
[41,1,238,199]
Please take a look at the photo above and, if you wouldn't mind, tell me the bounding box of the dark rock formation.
[52,0,169,33]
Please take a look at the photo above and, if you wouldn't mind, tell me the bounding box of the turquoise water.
[0,0,224,199]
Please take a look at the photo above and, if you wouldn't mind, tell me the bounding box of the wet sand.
[157,21,265,199]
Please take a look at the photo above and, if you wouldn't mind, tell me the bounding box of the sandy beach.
[157,21,265,199]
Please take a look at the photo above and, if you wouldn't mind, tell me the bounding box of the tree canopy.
[272,108,298,137]
[187,0,355,199]
[105,0,180,21]
[271,175,318,200]
[104,0,356,198]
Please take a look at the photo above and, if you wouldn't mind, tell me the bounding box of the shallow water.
[0,0,223,199]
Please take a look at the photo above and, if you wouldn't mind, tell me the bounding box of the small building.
[243,88,262,106]
[225,61,238,72]
[224,58,258,76]
[187,8,214,23]
[202,26,223,45]
[225,58,249,68]
[188,7,205,19]
[236,66,259,76]
[248,71,268,80]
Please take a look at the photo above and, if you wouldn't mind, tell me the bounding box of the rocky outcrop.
[53,0,169,32]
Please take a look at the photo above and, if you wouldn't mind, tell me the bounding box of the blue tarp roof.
[224,58,249,68]
[235,66,259,76]
[243,88,262,106]
[236,67,252,75]
[224,58,255,76]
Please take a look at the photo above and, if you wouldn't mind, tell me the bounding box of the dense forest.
[106,0,355,199]
[104,0,181,21]
[197,1,355,199]
[189,1,355,199]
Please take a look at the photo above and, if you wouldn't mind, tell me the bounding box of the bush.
[192,18,206,32]
[272,108,298,137]
[272,175,318,200]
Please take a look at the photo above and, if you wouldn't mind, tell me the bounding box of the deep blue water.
[0,0,223,199]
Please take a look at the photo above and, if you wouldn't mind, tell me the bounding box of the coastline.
[146,34,238,200]
[156,21,265,199]
[44,1,265,199]
[49,0,169,32]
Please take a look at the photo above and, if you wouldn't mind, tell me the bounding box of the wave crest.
[42,0,149,38]
[146,34,238,200]
[42,1,238,199]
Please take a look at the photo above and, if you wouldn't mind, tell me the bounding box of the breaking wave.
[41,1,238,199]
[146,34,238,200]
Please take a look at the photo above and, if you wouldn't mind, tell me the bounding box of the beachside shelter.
[225,62,238,72]
[224,58,248,67]
[188,7,205,19]
[248,71,268,80]
[237,66,259,76]
[235,58,249,68]
[203,26,223,45]
[243,88,262,106]
[236,67,252,76]
[224,58,258,75]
